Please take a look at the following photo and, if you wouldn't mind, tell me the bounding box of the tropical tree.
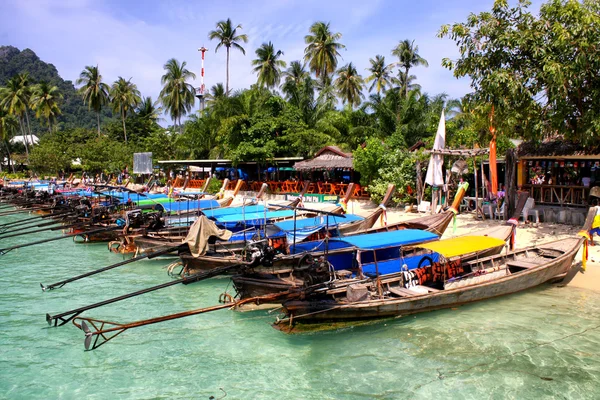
[251,42,286,89]
[30,82,63,132]
[76,65,110,136]
[136,96,163,122]
[16,73,35,146]
[0,77,30,158]
[110,77,141,142]
[304,21,345,79]
[334,63,364,108]
[159,58,196,133]
[208,18,248,95]
[393,71,421,94]
[365,55,394,94]
[0,107,18,172]
[391,39,428,96]
[438,0,600,144]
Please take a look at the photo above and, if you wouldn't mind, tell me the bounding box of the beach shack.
[516,140,600,207]
[293,146,368,199]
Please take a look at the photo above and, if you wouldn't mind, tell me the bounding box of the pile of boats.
[0,178,593,351]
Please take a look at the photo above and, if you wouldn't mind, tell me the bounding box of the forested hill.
[0,45,112,135]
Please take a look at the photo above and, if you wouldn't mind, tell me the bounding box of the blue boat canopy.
[329,229,438,250]
[274,214,362,232]
[203,204,266,218]
[156,199,220,213]
[215,210,295,223]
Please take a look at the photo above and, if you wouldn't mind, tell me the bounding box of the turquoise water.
[1,213,600,399]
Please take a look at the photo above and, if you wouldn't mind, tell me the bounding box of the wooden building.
[516,141,600,207]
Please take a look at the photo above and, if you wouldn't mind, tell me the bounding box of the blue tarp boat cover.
[361,253,441,276]
[215,210,295,223]
[215,210,296,230]
[273,214,363,232]
[202,204,265,218]
[157,199,220,213]
[328,229,438,250]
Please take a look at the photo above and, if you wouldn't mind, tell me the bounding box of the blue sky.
[0,0,543,122]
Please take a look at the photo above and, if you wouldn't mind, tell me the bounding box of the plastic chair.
[494,203,505,220]
[482,204,494,219]
[521,198,540,223]
[417,201,431,213]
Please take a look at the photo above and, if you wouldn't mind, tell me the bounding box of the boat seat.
[388,287,415,297]
[506,260,539,269]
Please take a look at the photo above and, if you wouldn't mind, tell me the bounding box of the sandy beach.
[348,199,600,293]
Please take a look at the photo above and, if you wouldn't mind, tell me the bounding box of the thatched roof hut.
[294,146,353,171]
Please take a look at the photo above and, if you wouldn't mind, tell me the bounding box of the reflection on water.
[0,214,599,399]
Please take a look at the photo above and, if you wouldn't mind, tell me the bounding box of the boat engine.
[245,240,276,268]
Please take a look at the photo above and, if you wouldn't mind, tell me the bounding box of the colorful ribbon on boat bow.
[340,198,347,214]
[378,204,387,226]
[507,218,519,250]
[577,230,591,271]
[449,207,458,234]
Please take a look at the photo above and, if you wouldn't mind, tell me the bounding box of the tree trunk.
[5,139,15,173]
[179,116,183,134]
[226,47,230,96]
[505,148,517,219]
[97,111,101,136]
[24,110,34,147]
[18,117,29,160]
[122,109,127,143]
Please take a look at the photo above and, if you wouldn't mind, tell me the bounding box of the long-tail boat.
[229,190,529,301]
[273,208,595,328]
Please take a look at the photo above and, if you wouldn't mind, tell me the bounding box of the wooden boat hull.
[281,237,583,323]
[232,224,514,301]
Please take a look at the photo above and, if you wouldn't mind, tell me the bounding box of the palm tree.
[365,55,394,94]
[251,42,286,89]
[391,39,428,96]
[76,65,110,135]
[208,18,248,95]
[393,71,421,94]
[110,77,141,143]
[334,63,364,108]
[137,96,163,122]
[304,21,345,79]
[30,82,63,132]
[281,61,310,105]
[0,77,30,159]
[205,83,227,108]
[0,107,18,172]
[159,58,196,133]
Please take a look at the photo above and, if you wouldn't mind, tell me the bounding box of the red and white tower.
[196,46,208,111]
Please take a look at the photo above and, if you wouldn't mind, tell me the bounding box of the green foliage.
[206,178,223,194]
[438,0,600,144]
[0,46,113,135]
[352,138,386,187]
[368,150,418,205]
[29,136,72,173]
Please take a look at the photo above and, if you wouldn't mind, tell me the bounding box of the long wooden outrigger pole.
[73,291,298,350]
[46,262,248,327]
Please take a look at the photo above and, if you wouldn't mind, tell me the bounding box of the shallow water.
[1,213,600,399]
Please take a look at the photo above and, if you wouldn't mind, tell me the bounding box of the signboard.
[133,152,153,174]
[286,193,339,204]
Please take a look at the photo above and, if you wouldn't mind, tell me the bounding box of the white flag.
[425,110,446,187]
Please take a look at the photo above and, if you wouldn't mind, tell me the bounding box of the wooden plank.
[388,287,416,297]
[506,260,540,269]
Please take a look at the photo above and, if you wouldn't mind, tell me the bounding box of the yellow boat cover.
[420,236,506,258]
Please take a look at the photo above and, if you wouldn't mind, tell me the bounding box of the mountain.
[0,45,113,135]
